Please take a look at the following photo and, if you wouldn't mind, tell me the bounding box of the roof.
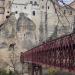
[70,1,75,9]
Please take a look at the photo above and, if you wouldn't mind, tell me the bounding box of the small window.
[7,11,9,13]
[30,1,33,4]
[34,1,37,5]
[69,11,72,15]
[33,11,35,16]
[15,11,18,14]
[48,6,49,9]
[42,6,44,9]
[6,16,9,18]
[24,34,25,37]
[63,10,66,14]
[24,7,26,9]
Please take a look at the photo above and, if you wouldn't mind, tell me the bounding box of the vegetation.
[48,68,74,75]
[48,67,58,75]
[0,69,15,75]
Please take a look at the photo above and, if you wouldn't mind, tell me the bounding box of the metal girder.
[20,33,75,72]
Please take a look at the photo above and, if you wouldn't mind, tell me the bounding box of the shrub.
[0,69,15,75]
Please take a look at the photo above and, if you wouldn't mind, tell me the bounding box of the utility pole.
[39,11,44,43]
[73,15,75,33]
[44,0,48,41]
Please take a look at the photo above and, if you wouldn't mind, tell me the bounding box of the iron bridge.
[20,33,75,72]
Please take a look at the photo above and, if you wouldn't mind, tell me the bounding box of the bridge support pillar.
[28,64,42,75]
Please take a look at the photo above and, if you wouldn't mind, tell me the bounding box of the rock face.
[0,12,36,71]
[0,12,36,50]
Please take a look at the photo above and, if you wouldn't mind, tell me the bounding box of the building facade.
[0,0,75,72]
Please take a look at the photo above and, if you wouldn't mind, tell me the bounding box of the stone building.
[0,0,75,39]
[0,0,5,25]
[11,0,58,42]
[0,0,12,25]
[11,0,75,41]
[0,0,75,72]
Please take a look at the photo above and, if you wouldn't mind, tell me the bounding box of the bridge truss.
[20,33,75,72]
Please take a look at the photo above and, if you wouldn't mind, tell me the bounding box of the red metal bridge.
[20,33,75,73]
